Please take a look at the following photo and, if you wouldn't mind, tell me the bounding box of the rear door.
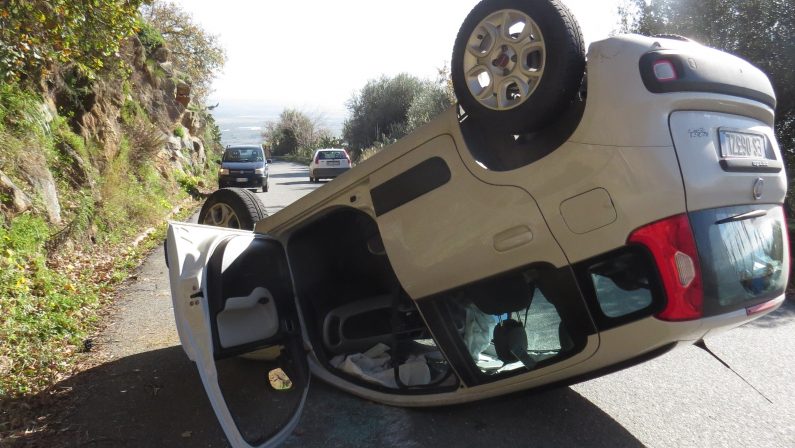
[166,222,308,447]
[670,111,790,317]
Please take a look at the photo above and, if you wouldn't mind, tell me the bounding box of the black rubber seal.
[639,51,776,109]
[370,157,451,217]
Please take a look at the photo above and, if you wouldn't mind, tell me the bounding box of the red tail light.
[314,154,320,163]
[628,214,703,321]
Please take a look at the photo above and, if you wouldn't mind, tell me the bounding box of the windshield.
[223,148,263,162]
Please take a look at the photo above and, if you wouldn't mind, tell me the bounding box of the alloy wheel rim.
[203,203,241,229]
[463,9,546,111]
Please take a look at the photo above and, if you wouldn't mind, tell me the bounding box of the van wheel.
[198,188,268,230]
[451,0,585,133]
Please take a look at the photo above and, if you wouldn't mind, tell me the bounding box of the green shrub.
[137,20,165,55]
[173,125,186,138]
[0,214,101,396]
[56,67,94,119]
[175,170,201,196]
[144,59,167,82]
[0,81,45,136]
[120,98,147,125]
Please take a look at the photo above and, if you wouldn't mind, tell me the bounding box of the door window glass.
[589,251,655,318]
[436,266,588,380]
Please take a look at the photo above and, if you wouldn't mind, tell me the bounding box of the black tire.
[451,0,585,133]
[262,178,269,193]
[198,188,268,230]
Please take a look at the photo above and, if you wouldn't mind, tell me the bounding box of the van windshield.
[223,148,263,162]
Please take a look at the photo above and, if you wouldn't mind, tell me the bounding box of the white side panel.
[216,287,278,349]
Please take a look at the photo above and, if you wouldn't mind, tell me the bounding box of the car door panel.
[369,134,569,300]
[364,135,600,396]
[166,222,308,448]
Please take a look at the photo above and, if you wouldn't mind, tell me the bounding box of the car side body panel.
[235,34,785,407]
[369,134,568,299]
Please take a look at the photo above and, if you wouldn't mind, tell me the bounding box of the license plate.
[236,177,247,182]
[719,130,766,159]
[327,160,340,166]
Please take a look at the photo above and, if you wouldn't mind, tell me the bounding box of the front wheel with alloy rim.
[451,0,585,134]
[198,188,268,230]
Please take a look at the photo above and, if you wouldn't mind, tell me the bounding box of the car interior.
[286,207,458,392]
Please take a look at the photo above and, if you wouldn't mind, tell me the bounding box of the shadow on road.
[269,170,309,180]
[6,346,643,447]
[278,181,326,186]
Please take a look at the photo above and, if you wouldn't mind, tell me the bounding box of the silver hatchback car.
[308,148,352,183]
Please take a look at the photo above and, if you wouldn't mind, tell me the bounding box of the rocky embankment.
[0,36,215,227]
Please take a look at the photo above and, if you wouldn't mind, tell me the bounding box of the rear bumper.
[700,293,785,338]
[312,167,350,178]
[219,174,266,188]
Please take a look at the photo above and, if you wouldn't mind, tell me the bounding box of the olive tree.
[343,73,453,160]
[618,0,795,164]
[140,0,226,102]
[0,0,144,82]
[262,109,331,157]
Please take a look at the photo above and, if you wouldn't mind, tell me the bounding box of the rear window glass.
[223,148,263,162]
[690,205,787,315]
[318,151,346,160]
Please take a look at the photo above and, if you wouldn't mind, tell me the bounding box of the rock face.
[57,141,93,188]
[126,37,186,130]
[152,47,170,63]
[190,137,206,167]
[181,110,204,135]
[6,35,219,235]
[0,171,33,214]
[20,159,62,225]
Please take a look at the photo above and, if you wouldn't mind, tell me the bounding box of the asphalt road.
[31,161,795,447]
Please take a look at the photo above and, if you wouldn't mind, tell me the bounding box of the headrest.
[470,274,533,315]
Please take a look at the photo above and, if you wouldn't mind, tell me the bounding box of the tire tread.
[198,188,268,230]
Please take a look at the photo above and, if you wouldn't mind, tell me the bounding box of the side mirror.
[266,159,273,164]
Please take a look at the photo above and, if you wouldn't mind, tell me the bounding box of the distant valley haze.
[211,99,347,147]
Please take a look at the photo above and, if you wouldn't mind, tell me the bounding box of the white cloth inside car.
[464,304,497,361]
[330,343,431,388]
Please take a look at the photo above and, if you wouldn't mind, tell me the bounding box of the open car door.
[166,222,308,447]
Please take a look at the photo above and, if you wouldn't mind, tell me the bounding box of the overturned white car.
[166,0,788,446]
